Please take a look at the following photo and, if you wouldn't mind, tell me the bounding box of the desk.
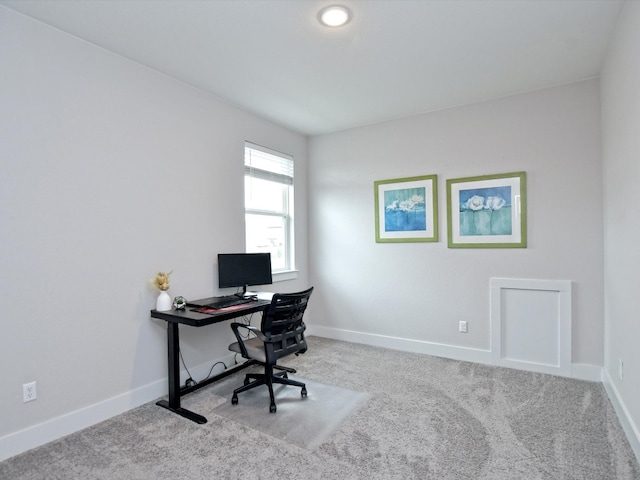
[150,299,270,424]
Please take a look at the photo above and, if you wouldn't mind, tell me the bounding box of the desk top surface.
[150,298,270,327]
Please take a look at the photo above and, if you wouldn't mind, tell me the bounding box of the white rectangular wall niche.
[490,278,572,376]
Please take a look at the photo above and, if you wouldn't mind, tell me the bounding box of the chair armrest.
[230,322,270,342]
[230,323,271,359]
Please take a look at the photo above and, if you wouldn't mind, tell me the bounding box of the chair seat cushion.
[229,337,267,363]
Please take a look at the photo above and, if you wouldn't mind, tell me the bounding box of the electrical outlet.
[619,359,624,381]
[459,321,468,333]
[23,382,37,403]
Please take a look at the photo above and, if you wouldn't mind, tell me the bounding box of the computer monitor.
[218,253,273,296]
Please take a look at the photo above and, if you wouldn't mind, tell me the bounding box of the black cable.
[237,312,256,339]
[178,348,195,385]
[201,361,227,382]
[179,349,228,386]
[179,310,261,383]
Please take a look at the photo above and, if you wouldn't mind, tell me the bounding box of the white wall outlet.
[23,381,37,403]
[618,358,624,381]
[459,321,468,333]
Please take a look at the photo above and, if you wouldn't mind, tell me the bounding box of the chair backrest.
[261,287,314,364]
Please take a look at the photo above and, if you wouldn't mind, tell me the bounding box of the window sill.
[273,270,298,282]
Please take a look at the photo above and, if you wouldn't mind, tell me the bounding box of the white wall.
[308,79,603,370]
[0,6,308,459]
[601,0,640,458]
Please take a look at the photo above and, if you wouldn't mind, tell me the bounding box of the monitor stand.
[237,285,260,299]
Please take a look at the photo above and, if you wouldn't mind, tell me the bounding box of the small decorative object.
[446,171,526,248]
[156,291,171,311]
[152,270,173,311]
[173,296,187,310]
[374,174,438,243]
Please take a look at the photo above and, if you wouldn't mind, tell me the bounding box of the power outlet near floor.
[23,381,37,403]
[459,321,468,333]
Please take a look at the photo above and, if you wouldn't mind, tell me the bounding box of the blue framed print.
[374,174,438,243]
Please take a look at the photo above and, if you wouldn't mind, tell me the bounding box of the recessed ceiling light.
[318,5,352,27]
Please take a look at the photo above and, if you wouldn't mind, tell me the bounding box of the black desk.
[150,299,270,424]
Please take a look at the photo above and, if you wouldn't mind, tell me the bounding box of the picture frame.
[374,174,438,243]
[446,171,526,248]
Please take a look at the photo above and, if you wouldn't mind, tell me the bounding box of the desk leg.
[156,321,208,424]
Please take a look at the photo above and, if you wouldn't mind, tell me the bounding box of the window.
[244,142,294,273]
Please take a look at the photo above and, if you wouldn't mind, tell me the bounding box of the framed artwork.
[374,174,438,243]
[446,171,526,248]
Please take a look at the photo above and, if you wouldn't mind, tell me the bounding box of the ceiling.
[1,0,623,136]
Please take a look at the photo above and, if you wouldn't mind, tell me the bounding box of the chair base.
[232,368,307,413]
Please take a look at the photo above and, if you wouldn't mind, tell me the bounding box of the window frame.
[244,142,295,276]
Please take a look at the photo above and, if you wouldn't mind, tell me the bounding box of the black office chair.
[228,287,314,413]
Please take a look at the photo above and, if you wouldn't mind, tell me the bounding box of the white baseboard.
[602,369,640,464]
[306,326,603,382]
[571,362,603,382]
[0,353,238,462]
[307,325,494,365]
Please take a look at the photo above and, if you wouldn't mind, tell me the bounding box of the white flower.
[485,196,506,210]
[399,199,415,211]
[464,195,485,211]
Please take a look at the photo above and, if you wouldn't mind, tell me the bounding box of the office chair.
[228,287,314,413]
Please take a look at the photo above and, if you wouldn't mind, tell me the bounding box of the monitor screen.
[218,253,273,292]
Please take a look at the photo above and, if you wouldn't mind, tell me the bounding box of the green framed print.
[446,171,526,248]
[374,174,438,243]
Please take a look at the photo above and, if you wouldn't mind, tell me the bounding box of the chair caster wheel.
[270,403,277,413]
[244,378,250,386]
[282,372,288,379]
[232,394,238,405]
[301,387,307,397]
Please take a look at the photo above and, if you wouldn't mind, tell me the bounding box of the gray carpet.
[1,337,639,480]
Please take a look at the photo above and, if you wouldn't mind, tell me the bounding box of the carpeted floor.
[1,336,639,479]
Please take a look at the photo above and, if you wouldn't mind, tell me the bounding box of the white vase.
[156,290,172,311]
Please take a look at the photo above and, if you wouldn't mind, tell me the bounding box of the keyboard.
[206,296,253,309]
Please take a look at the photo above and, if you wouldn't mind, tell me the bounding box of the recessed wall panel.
[501,288,560,367]
[491,278,571,376]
